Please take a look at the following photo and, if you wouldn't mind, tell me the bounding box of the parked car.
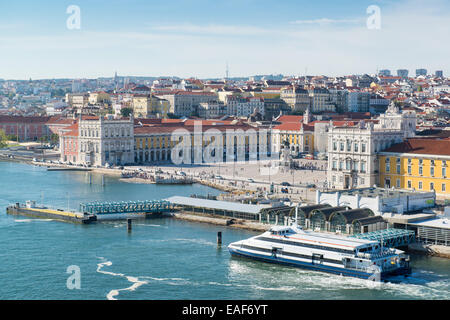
[281,182,291,186]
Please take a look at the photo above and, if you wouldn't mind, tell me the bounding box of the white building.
[327,103,416,189]
[78,115,134,166]
[226,96,264,117]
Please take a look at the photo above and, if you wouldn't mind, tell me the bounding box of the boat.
[228,206,411,281]
[7,201,96,224]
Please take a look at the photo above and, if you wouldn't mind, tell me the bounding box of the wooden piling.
[217,231,222,246]
[127,218,132,232]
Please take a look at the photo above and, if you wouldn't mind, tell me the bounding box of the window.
[396,179,401,188]
[407,180,412,189]
[431,160,435,167]
[361,162,366,173]
[419,166,423,175]
[360,177,365,185]
[430,167,435,176]
[397,164,401,174]
[418,181,423,190]
[347,140,351,152]
[332,160,337,170]
[408,165,412,175]
[430,182,434,191]
[385,158,390,173]
[339,161,343,170]
[442,167,446,178]
[361,143,366,153]
[340,142,344,152]
[442,184,446,192]
[354,143,359,152]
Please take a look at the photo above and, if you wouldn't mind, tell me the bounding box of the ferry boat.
[228,208,411,281]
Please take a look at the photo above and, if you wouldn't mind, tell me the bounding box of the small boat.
[228,206,411,281]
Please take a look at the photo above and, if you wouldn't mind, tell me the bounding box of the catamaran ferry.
[228,210,411,281]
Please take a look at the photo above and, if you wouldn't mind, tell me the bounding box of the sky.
[0,0,448,80]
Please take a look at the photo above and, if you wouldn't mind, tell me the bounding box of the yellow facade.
[379,155,449,195]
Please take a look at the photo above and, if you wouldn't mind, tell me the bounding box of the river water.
[0,161,448,300]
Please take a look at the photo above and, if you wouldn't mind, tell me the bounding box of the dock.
[6,202,97,224]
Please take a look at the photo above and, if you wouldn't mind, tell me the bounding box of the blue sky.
[0,0,449,79]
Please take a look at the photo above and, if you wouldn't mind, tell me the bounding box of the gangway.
[79,200,172,215]
[350,228,415,248]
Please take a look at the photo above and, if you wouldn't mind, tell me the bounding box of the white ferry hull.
[228,245,411,281]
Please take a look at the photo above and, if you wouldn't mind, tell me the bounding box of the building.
[397,69,409,78]
[329,88,349,113]
[263,98,291,121]
[226,96,265,118]
[156,91,218,117]
[379,69,391,77]
[347,91,370,113]
[133,120,273,165]
[316,187,436,215]
[327,103,415,189]
[272,109,315,157]
[197,101,226,119]
[309,87,335,113]
[75,115,134,166]
[132,94,170,118]
[435,70,444,78]
[378,138,450,197]
[280,85,310,113]
[88,92,111,105]
[66,93,89,110]
[416,69,427,77]
[0,116,51,141]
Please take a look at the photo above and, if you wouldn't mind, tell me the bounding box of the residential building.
[416,69,427,77]
[280,85,310,113]
[226,96,265,117]
[397,69,409,78]
[309,87,335,113]
[132,94,170,118]
[156,91,218,117]
[198,101,227,118]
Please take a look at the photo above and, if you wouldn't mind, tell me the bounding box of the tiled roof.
[380,138,450,156]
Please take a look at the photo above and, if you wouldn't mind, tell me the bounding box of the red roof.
[381,138,450,156]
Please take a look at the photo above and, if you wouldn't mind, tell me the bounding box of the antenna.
[226,62,229,81]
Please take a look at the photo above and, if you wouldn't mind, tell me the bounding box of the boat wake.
[96,258,149,300]
[227,259,450,299]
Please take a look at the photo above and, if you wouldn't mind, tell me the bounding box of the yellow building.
[272,119,314,155]
[133,121,269,164]
[379,138,450,197]
[132,95,170,118]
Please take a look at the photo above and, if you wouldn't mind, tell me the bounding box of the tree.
[0,129,8,148]
[121,108,133,117]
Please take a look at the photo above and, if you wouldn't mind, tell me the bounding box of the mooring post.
[89,174,92,185]
[127,218,132,232]
[101,175,105,186]
[217,231,222,246]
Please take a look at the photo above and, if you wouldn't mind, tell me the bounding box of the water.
[0,161,449,300]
